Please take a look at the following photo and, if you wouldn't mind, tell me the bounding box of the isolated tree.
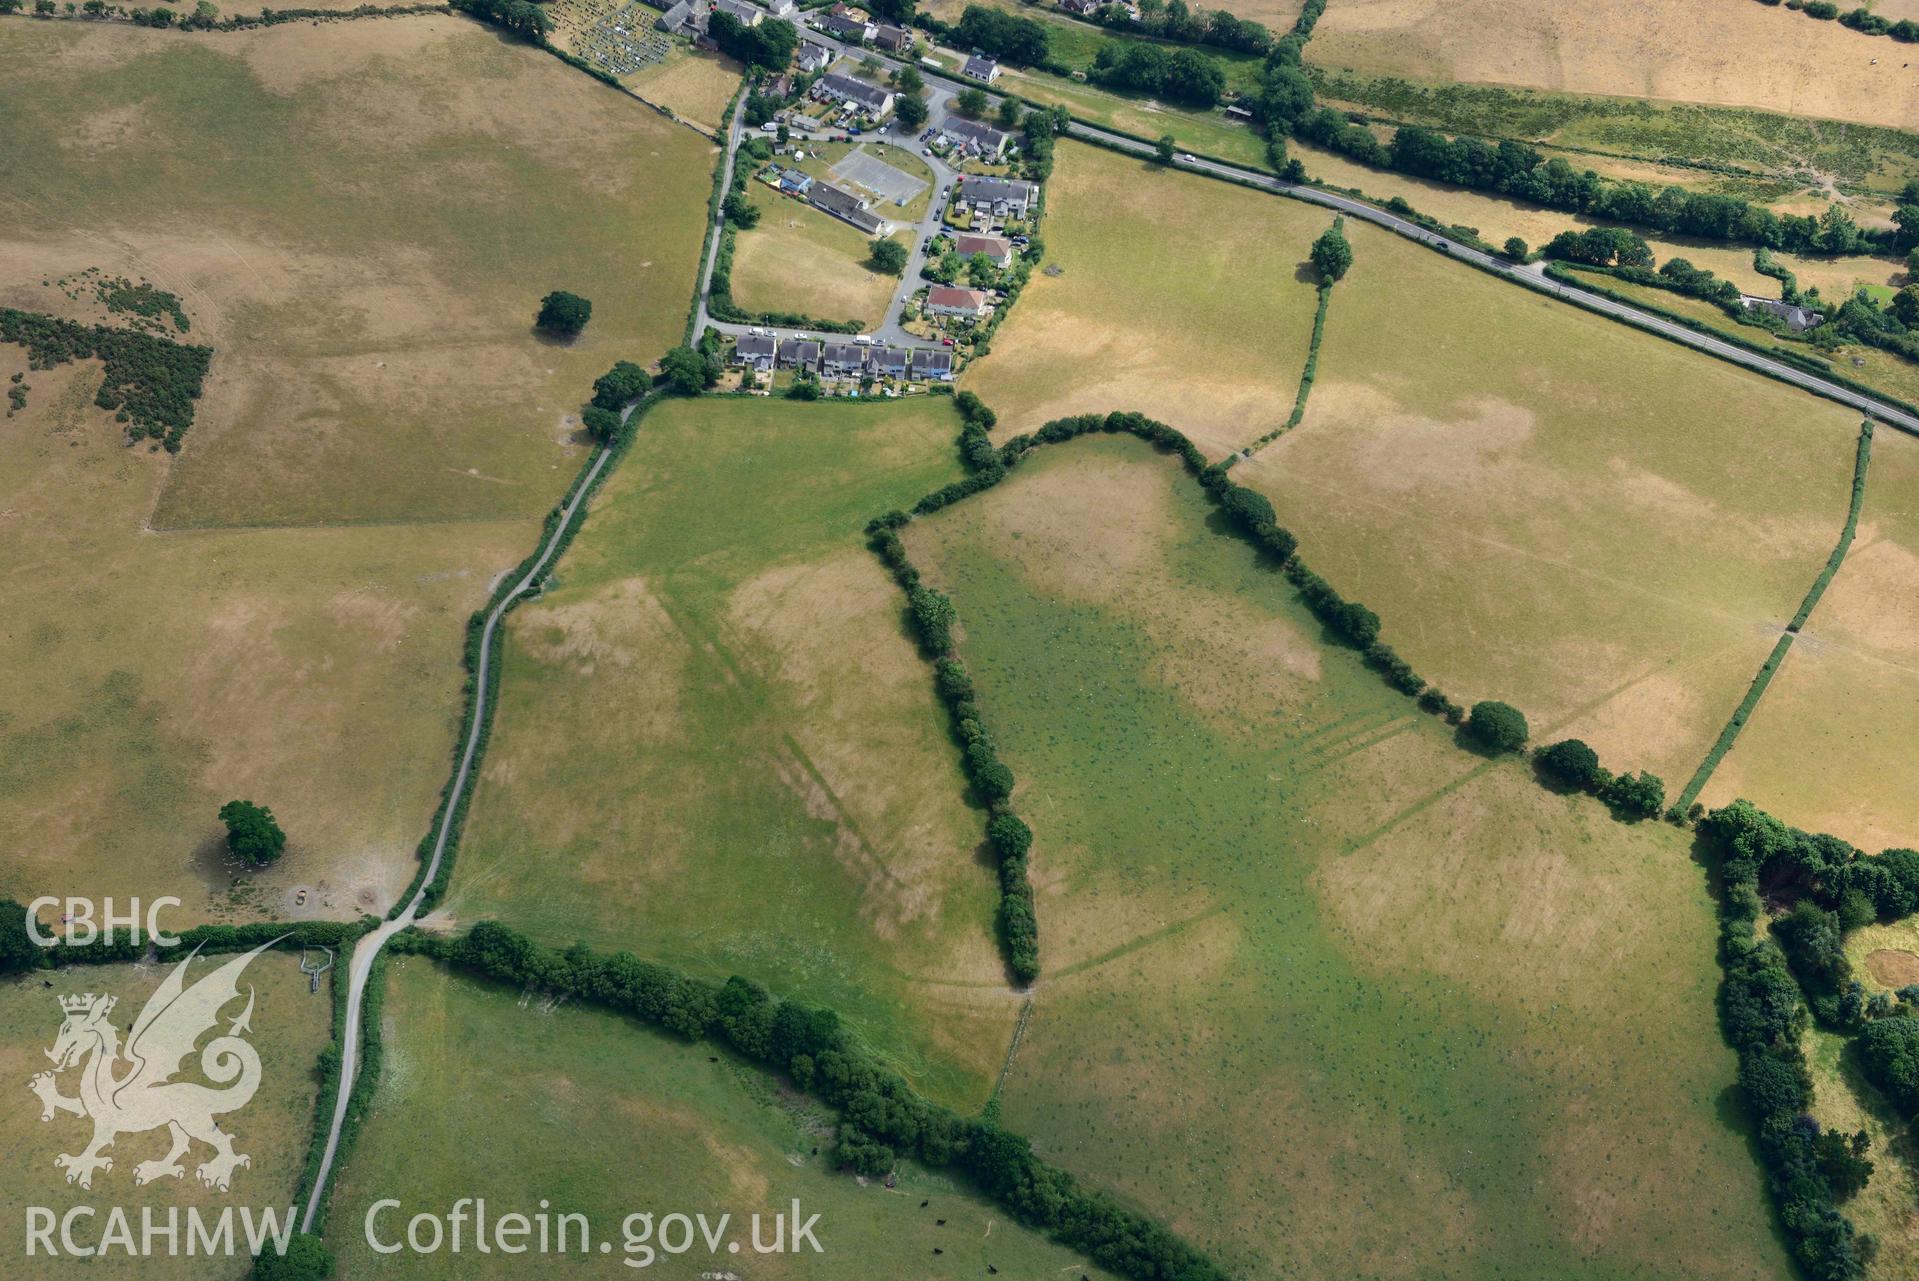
[251,1233,334,1281]
[1465,700,1528,753]
[1503,236,1528,261]
[895,94,929,130]
[0,900,39,975]
[535,290,592,338]
[869,238,908,275]
[1535,738,1601,790]
[1310,222,1353,283]
[955,87,990,119]
[219,800,286,868]
[893,65,925,95]
[996,96,1022,129]
[1154,134,1176,165]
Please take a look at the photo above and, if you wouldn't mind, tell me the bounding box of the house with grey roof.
[732,333,778,371]
[869,345,911,378]
[1740,295,1825,332]
[757,0,795,15]
[815,72,894,116]
[778,338,822,368]
[816,11,874,40]
[962,55,1000,82]
[910,348,955,381]
[658,0,697,32]
[820,341,868,377]
[957,175,1038,218]
[939,117,1009,159]
[713,0,761,24]
[808,181,887,235]
[796,40,833,71]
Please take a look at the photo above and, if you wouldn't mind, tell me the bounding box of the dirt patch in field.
[1867,949,1919,988]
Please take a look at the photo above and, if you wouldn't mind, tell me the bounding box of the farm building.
[815,72,896,117]
[732,333,778,370]
[957,175,1037,217]
[925,285,991,317]
[962,55,1001,82]
[809,180,887,234]
[953,233,1014,266]
[940,117,1009,159]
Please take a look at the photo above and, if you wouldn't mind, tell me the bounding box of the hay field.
[0,954,331,1280]
[327,958,1119,1279]
[449,397,1018,1110]
[0,356,530,922]
[1699,428,1919,852]
[1235,216,1863,786]
[730,205,906,327]
[901,438,1788,1280]
[0,18,713,529]
[1309,0,1919,134]
[962,141,1325,457]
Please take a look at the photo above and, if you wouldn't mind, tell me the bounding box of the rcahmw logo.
[23,940,296,1260]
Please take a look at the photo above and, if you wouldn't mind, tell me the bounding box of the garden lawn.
[962,140,1325,457]
[448,396,1017,1111]
[902,436,1791,1281]
[1700,428,1919,852]
[1236,215,1863,787]
[328,957,1122,1278]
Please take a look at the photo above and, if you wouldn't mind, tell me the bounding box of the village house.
[870,345,911,378]
[796,40,833,72]
[910,347,955,381]
[820,340,868,377]
[939,117,1008,159]
[809,180,887,235]
[732,333,778,371]
[713,0,762,24]
[925,285,991,318]
[816,11,875,41]
[1741,295,1825,332]
[756,0,795,15]
[962,55,1001,82]
[776,167,815,196]
[872,22,914,52]
[815,72,895,118]
[1058,0,1101,14]
[953,233,1014,267]
[957,175,1038,219]
[778,338,822,368]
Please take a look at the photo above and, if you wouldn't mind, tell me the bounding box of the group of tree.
[1081,0,1275,56]
[1531,738,1666,819]
[1088,41,1226,108]
[448,0,551,42]
[1704,799,1919,926]
[708,11,797,70]
[952,4,1049,65]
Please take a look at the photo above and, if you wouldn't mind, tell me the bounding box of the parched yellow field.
[450,397,1016,1109]
[0,357,530,922]
[0,954,331,1280]
[903,438,1788,1280]
[1700,427,1919,851]
[626,46,743,134]
[0,17,713,529]
[1310,0,1919,132]
[730,203,905,327]
[1235,216,1864,787]
[962,140,1326,457]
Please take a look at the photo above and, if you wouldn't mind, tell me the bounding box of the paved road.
[299,432,619,1234]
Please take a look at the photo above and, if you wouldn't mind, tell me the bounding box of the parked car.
[760,122,778,132]
[849,127,863,135]
[853,335,874,345]
[941,337,955,346]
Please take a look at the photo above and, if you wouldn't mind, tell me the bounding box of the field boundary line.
[1670,419,1875,815]
[1232,221,1341,464]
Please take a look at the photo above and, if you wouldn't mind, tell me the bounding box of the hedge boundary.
[1235,240,1336,462]
[1672,419,1874,815]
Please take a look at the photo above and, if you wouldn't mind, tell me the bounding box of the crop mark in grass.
[771,727,906,893]
[1048,904,1230,982]
[1336,754,1505,860]
[1284,710,1419,776]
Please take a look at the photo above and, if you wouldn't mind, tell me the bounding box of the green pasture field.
[0,955,332,1280]
[962,140,1322,456]
[730,199,907,327]
[1700,429,1919,853]
[448,396,1019,1110]
[1235,216,1864,787]
[0,17,713,529]
[901,437,1790,1280]
[0,351,531,924]
[998,66,1274,172]
[328,957,1120,1278]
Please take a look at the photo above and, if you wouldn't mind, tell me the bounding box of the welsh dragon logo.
[28,939,280,1192]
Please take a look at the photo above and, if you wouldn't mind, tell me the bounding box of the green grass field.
[901,437,1791,1280]
[1235,217,1864,787]
[0,955,331,1280]
[0,17,713,529]
[1700,428,1919,852]
[328,956,1120,1279]
[448,396,1019,1110]
[963,140,1323,456]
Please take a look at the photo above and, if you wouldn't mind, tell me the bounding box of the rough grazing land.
[0,18,712,529]
[902,438,1788,1281]
[1701,429,1919,852]
[451,397,1019,1111]
[963,141,1324,457]
[1236,217,1863,787]
[329,958,1119,1279]
[0,956,331,1280]
[0,358,529,922]
[1310,0,1919,134]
